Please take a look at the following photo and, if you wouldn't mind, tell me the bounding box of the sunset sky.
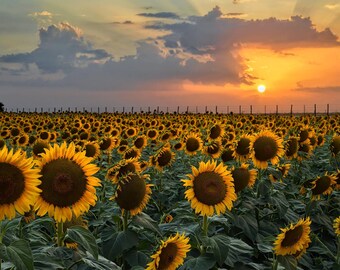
[1,0,339,112]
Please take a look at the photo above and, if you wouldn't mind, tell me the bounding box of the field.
[0,112,339,270]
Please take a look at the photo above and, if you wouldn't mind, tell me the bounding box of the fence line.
[4,104,340,115]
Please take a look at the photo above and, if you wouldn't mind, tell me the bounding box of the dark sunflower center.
[331,137,340,155]
[85,144,97,157]
[33,142,49,156]
[193,172,226,205]
[253,136,278,161]
[158,243,178,270]
[299,130,309,142]
[232,168,250,193]
[40,159,86,207]
[236,138,251,156]
[186,138,200,152]
[210,125,222,139]
[281,225,303,247]
[0,163,25,205]
[312,176,331,195]
[100,139,112,150]
[286,139,298,156]
[134,138,145,149]
[207,143,220,155]
[157,151,172,167]
[299,143,310,153]
[115,174,146,210]
[148,130,157,138]
[124,150,138,159]
[118,163,136,178]
[221,149,234,162]
[127,129,135,136]
[40,132,49,140]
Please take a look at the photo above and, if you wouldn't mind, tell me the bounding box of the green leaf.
[277,255,298,270]
[81,254,121,270]
[201,234,230,266]
[102,230,138,260]
[131,212,162,236]
[124,249,149,268]
[1,240,34,270]
[180,255,216,270]
[224,236,253,267]
[233,214,258,241]
[66,225,99,260]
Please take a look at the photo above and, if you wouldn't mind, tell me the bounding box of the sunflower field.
[0,112,339,270]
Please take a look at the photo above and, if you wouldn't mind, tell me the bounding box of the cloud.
[137,12,181,19]
[150,7,339,56]
[225,12,248,18]
[0,22,111,73]
[295,85,340,93]
[1,6,339,95]
[28,10,55,26]
[325,4,339,10]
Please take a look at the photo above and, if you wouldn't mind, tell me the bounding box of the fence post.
[215,106,218,114]
[41,108,43,113]
[148,107,150,113]
[290,105,293,116]
[186,106,189,113]
[264,105,266,115]
[54,107,56,113]
[250,105,252,115]
[123,107,125,113]
[35,108,37,113]
[303,105,305,115]
[327,104,329,116]
[196,106,198,113]
[177,106,179,114]
[205,106,208,113]
[239,105,241,114]
[276,105,278,115]
[314,104,316,116]
[131,107,134,113]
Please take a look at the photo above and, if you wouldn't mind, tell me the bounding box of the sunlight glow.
[257,84,266,93]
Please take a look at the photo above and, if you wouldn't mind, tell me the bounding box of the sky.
[1,0,340,112]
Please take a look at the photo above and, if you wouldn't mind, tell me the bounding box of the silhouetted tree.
[0,102,4,112]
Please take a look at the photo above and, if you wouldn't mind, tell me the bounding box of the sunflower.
[250,131,284,169]
[32,139,50,158]
[330,135,340,156]
[285,137,299,159]
[83,141,101,159]
[123,147,141,160]
[273,217,311,257]
[34,142,101,222]
[231,163,257,193]
[183,133,203,155]
[146,233,191,270]
[146,129,159,140]
[333,170,340,190]
[333,216,340,236]
[17,133,29,147]
[0,145,41,221]
[106,158,141,183]
[204,140,222,159]
[220,147,234,162]
[182,160,236,216]
[269,163,291,183]
[99,136,117,151]
[153,146,175,171]
[111,173,152,216]
[233,135,252,162]
[310,174,336,200]
[208,123,225,140]
[134,135,148,150]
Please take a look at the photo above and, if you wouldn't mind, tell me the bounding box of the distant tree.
[0,102,4,112]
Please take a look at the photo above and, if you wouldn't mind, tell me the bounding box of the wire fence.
[4,103,340,115]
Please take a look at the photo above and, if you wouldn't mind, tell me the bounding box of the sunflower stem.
[313,234,336,260]
[57,222,64,247]
[336,237,340,264]
[202,215,209,237]
[122,210,129,231]
[272,257,278,270]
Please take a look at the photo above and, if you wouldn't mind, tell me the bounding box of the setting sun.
[257,85,266,93]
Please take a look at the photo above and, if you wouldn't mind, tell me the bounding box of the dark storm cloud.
[137,12,181,19]
[0,22,111,73]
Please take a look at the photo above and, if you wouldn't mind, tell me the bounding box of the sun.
[257,85,266,93]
